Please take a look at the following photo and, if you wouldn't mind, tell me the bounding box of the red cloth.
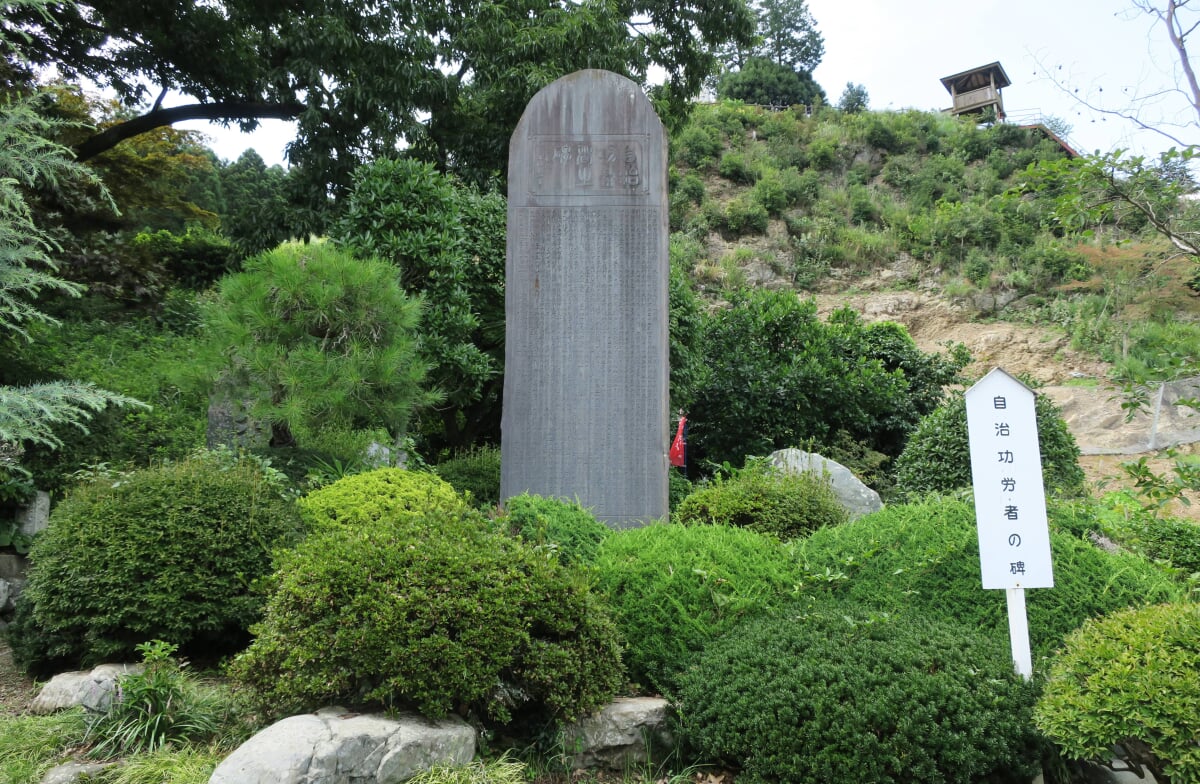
[669,416,687,467]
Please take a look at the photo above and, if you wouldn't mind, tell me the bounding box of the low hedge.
[501,493,609,566]
[231,505,623,724]
[593,523,797,694]
[10,452,301,675]
[678,603,1043,784]
[792,496,1183,658]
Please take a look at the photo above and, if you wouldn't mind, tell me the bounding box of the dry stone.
[560,697,673,771]
[30,663,142,714]
[502,69,669,528]
[15,490,50,537]
[208,707,476,784]
[39,762,118,784]
[768,448,882,520]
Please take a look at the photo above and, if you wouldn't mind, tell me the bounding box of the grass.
[94,746,224,784]
[0,709,86,784]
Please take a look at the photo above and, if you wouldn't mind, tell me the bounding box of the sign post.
[965,368,1054,680]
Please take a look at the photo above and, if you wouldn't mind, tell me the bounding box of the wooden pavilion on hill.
[940,62,1011,119]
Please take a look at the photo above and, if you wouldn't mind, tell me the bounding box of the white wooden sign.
[965,368,1054,590]
[965,368,1055,681]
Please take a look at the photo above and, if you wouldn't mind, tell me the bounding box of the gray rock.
[0,552,27,581]
[560,697,673,771]
[2,577,23,614]
[206,373,269,451]
[30,663,142,714]
[502,69,669,528]
[15,490,50,537]
[768,448,883,520]
[39,762,118,784]
[209,707,477,784]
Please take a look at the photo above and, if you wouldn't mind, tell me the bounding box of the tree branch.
[73,100,306,161]
[1165,0,1200,123]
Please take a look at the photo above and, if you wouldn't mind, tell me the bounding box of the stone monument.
[501,70,668,527]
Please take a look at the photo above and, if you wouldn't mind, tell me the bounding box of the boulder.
[0,552,27,581]
[39,762,118,784]
[768,448,882,520]
[209,707,476,784]
[29,663,142,714]
[560,697,673,771]
[206,373,269,451]
[15,490,50,537]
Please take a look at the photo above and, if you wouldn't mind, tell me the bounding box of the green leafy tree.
[753,0,824,72]
[717,56,825,108]
[203,241,431,448]
[0,81,144,480]
[837,82,869,113]
[4,0,756,196]
[216,149,293,256]
[335,158,504,452]
[688,289,965,469]
[720,0,823,73]
[14,82,237,309]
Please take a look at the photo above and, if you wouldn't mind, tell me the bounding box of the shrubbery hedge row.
[11,452,301,675]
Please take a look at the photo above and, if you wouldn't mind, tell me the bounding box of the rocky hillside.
[670,101,1200,517]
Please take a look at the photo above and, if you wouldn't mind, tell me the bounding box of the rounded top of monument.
[512,68,663,141]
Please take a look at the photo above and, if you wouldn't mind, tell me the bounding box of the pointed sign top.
[964,367,1035,402]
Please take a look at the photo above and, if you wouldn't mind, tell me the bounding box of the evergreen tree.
[0,91,144,481]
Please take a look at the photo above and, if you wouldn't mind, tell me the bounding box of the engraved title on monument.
[501,69,669,527]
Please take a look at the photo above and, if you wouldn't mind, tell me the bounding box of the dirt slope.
[810,273,1199,521]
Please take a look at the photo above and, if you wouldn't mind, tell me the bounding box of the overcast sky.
[180,0,1197,168]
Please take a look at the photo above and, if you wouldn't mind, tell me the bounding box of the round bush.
[431,446,501,508]
[10,453,301,675]
[298,467,467,530]
[593,523,797,694]
[502,493,609,566]
[1035,602,1200,783]
[230,506,623,724]
[793,496,1184,658]
[893,391,1086,496]
[674,463,847,540]
[678,605,1043,784]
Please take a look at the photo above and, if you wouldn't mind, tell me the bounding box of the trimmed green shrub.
[230,506,624,724]
[893,391,1086,497]
[673,125,723,169]
[678,604,1043,784]
[1036,602,1200,783]
[793,496,1184,658]
[298,467,467,531]
[502,493,609,566]
[431,446,501,508]
[10,452,301,676]
[593,523,797,694]
[674,462,847,540]
[1143,516,1200,574]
